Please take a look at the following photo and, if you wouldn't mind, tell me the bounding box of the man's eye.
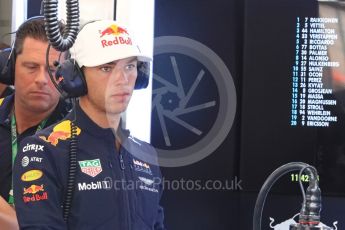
[126,64,136,70]
[100,66,112,72]
[26,65,37,70]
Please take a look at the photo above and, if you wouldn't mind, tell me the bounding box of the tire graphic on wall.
[150,36,237,167]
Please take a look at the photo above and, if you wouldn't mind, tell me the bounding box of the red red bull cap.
[70,20,152,67]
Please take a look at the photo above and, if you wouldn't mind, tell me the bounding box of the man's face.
[14,37,61,113]
[83,57,138,115]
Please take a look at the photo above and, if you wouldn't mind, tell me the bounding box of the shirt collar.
[0,94,69,129]
[71,101,130,140]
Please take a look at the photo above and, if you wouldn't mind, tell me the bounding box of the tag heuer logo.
[78,159,102,177]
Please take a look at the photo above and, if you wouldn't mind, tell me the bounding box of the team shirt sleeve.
[13,136,67,230]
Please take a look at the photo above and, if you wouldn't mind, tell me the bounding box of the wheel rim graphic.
[145,36,236,167]
[133,36,237,167]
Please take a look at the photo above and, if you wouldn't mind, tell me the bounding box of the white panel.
[116,0,155,143]
[11,0,27,42]
[58,0,114,24]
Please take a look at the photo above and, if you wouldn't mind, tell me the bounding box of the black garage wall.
[27,0,43,18]
[153,0,345,229]
[153,0,244,229]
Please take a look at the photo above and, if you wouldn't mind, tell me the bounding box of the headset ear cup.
[55,59,87,98]
[0,48,15,85]
[135,61,150,89]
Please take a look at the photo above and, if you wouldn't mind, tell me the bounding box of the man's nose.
[116,71,129,84]
[34,67,48,85]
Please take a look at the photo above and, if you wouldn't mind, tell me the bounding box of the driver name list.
[290,17,339,127]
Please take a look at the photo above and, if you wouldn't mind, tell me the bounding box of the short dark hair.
[14,17,65,55]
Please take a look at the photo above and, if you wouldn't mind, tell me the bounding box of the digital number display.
[290,17,339,127]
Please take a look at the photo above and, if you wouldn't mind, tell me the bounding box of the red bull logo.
[133,159,152,175]
[99,24,133,48]
[133,159,150,169]
[23,192,48,203]
[100,24,129,37]
[22,184,48,203]
[39,120,81,146]
[23,184,44,195]
[269,213,338,230]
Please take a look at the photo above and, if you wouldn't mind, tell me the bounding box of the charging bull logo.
[317,221,338,230]
[39,120,81,146]
[133,159,152,175]
[269,213,298,230]
[269,213,338,230]
[23,184,44,195]
[22,185,48,203]
[99,24,132,48]
[100,24,129,37]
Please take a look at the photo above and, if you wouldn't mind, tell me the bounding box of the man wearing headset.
[0,18,68,229]
[13,20,165,229]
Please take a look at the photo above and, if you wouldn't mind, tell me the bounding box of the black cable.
[46,43,77,223]
[43,1,80,224]
[43,0,79,52]
[113,0,117,20]
[253,162,320,230]
[46,44,64,95]
[63,98,78,223]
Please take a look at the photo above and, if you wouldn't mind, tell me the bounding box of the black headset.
[0,48,14,85]
[54,57,150,99]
